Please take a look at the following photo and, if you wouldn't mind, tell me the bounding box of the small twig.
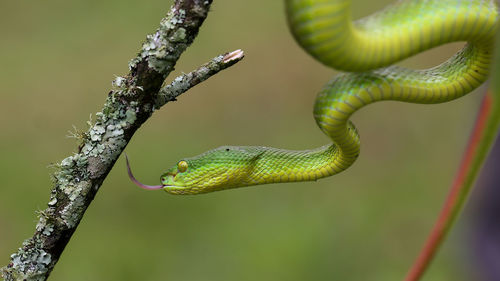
[155,49,244,107]
[1,0,243,280]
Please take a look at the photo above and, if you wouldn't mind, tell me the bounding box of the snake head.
[127,148,252,194]
[160,146,259,194]
[127,146,267,194]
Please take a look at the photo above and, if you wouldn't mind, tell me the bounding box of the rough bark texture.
[1,1,243,280]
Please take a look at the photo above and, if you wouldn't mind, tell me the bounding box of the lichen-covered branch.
[1,1,243,280]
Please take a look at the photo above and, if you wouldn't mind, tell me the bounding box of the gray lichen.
[129,6,189,74]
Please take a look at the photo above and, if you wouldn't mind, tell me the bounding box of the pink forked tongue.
[125,154,164,190]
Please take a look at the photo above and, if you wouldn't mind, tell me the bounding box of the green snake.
[127,0,498,279]
[129,0,497,194]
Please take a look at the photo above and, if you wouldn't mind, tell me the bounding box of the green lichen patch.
[6,237,51,281]
[170,27,187,42]
[60,194,86,228]
[128,6,194,74]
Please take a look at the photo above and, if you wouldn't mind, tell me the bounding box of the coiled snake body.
[129,0,497,194]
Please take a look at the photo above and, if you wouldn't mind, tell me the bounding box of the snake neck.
[236,143,358,187]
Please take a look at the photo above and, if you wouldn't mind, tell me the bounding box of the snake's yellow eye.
[177,161,188,173]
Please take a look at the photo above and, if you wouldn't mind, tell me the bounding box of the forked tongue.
[125,154,164,190]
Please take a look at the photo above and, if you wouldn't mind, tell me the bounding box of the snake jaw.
[160,172,206,194]
[162,185,191,194]
[159,173,187,193]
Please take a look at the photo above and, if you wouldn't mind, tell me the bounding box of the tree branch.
[1,1,243,280]
[155,49,244,107]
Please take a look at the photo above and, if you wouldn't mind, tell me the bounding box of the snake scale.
[128,0,498,195]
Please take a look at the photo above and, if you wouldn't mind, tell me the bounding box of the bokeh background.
[0,0,491,280]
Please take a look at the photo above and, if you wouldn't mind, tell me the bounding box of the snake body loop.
[129,0,498,195]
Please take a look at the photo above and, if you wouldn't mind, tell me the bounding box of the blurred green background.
[0,0,486,280]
